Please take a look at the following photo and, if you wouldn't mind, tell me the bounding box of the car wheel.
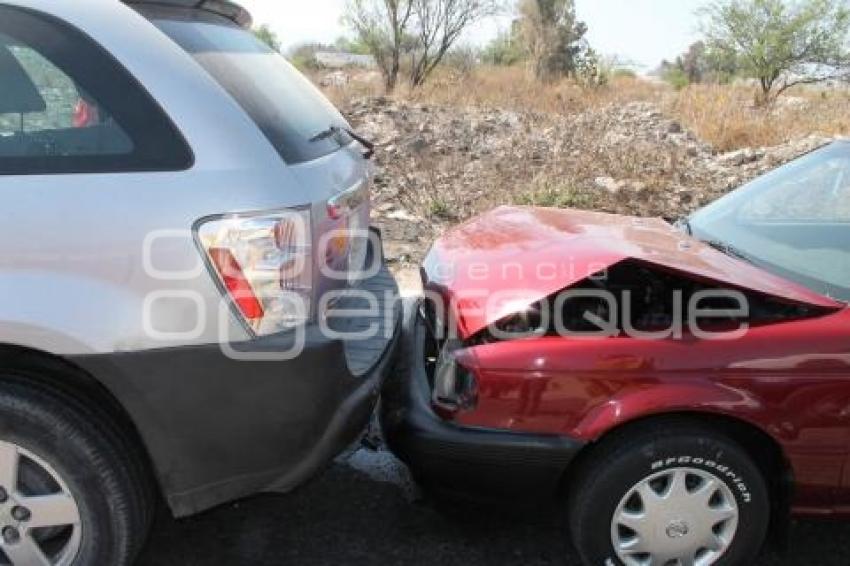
[0,380,147,565]
[569,423,770,566]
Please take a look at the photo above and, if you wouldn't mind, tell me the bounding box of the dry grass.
[404,65,665,114]
[318,64,850,152]
[668,84,850,151]
[318,65,664,114]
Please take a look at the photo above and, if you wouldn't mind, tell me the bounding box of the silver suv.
[0,1,400,564]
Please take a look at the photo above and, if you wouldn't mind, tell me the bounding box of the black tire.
[0,379,149,565]
[569,422,770,566]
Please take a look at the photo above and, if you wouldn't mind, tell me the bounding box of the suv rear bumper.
[71,235,402,517]
[380,301,583,498]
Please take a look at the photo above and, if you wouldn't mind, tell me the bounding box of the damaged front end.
[468,259,830,345]
[381,206,847,499]
[417,206,843,420]
[419,260,834,418]
[379,297,583,498]
[418,298,478,413]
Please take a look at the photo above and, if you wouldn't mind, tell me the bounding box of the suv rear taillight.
[197,208,313,336]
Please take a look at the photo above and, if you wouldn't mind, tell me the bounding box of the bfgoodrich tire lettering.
[570,423,770,566]
[0,380,147,565]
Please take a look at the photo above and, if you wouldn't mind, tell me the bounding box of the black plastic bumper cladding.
[69,259,401,518]
[381,302,583,498]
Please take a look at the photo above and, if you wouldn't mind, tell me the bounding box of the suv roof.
[123,0,252,28]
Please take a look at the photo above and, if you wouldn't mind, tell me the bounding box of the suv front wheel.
[0,379,149,565]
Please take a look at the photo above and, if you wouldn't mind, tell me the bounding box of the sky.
[239,0,707,71]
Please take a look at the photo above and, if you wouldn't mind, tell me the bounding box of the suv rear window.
[142,7,349,165]
[0,32,134,159]
[0,6,192,175]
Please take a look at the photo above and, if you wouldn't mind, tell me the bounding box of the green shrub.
[482,30,526,66]
[612,68,637,79]
[514,185,597,209]
[428,197,455,220]
[664,67,690,90]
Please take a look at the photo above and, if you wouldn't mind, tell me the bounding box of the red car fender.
[571,381,769,442]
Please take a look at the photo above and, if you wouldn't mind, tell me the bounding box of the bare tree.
[344,0,415,92]
[345,0,502,91]
[408,0,503,88]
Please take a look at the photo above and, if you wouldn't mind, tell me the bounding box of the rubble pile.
[344,97,834,265]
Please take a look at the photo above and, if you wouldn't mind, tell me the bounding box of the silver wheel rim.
[0,441,82,566]
[611,467,739,566]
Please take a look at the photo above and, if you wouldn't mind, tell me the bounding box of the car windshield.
[141,6,348,164]
[689,142,850,303]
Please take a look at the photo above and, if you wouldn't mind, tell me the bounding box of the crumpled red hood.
[422,206,843,339]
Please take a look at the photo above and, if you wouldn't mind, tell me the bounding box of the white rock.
[595,176,625,194]
[386,209,419,222]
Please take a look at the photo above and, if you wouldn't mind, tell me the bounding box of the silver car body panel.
[0,0,371,355]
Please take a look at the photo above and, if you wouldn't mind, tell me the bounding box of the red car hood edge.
[422,206,843,339]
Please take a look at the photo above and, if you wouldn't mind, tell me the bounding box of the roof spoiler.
[124,0,253,28]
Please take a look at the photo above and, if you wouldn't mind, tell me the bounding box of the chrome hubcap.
[0,441,81,565]
[611,467,739,566]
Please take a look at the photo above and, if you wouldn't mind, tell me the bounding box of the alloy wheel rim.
[0,441,82,566]
[610,467,739,566]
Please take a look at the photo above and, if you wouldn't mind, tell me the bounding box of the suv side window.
[0,7,192,175]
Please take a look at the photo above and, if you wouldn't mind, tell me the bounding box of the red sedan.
[382,141,850,566]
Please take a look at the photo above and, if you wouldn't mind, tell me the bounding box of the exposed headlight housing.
[197,208,313,336]
[432,339,478,411]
